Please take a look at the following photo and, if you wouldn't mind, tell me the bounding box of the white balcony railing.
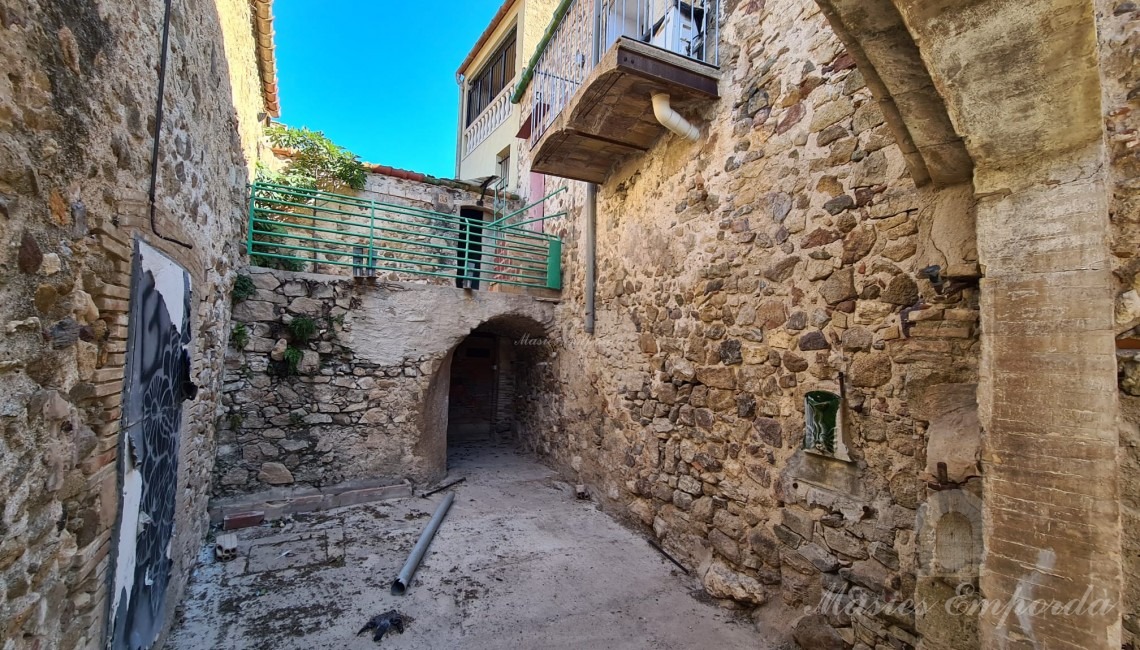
[463,78,518,159]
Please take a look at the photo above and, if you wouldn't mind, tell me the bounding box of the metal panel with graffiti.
[107,240,196,649]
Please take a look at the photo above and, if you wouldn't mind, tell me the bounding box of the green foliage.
[249,124,367,273]
[249,219,307,272]
[227,413,244,430]
[230,322,249,350]
[263,124,367,191]
[283,346,304,375]
[288,316,318,342]
[232,275,256,302]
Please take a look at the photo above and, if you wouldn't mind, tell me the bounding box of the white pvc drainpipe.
[651,93,700,141]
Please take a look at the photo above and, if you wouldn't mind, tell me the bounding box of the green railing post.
[247,185,256,259]
[546,238,561,290]
[368,199,376,276]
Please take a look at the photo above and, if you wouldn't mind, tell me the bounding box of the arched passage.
[418,312,555,474]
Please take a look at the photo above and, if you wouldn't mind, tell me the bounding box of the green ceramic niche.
[804,390,841,455]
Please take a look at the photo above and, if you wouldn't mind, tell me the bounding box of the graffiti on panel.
[108,241,196,650]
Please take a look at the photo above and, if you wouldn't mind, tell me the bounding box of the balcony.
[248,182,562,292]
[462,77,517,159]
[520,0,721,184]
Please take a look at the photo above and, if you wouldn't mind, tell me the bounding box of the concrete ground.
[167,442,792,649]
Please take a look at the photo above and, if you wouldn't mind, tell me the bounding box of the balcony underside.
[531,38,719,184]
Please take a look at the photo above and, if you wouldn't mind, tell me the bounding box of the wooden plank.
[617,37,722,81]
[532,129,640,184]
[615,39,720,98]
[571,71,664,149]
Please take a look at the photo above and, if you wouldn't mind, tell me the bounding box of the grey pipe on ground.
[391,490,455,595]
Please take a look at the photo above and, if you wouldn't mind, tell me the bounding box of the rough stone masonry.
[0,0,1137,649]
[506,0,1139,648]
[217,265,554,501]
[0,0,270,647]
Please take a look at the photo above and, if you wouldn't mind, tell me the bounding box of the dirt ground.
[166,442,794,649]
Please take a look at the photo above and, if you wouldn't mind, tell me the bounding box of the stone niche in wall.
[915,487,983,649]
[915,383,981,484]
[776,450,867,512]
[803,386,853,462]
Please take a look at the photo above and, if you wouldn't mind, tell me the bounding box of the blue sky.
[273,0,507,178]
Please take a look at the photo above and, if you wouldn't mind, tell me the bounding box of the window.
[465,29,517,126]
[496,148,511,184]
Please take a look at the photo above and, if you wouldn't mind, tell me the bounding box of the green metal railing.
[247,182,562,290]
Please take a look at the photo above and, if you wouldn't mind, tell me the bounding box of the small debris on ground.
[214,533,238,562]
[357,610,406,643]
[420,477,466,498]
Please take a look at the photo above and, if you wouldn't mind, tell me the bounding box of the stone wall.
[217,267,555,499]
[0,0,268,648]
[511,0,986,646]
[1101,0,1140,642]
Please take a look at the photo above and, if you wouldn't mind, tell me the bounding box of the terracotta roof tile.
[251,0,281,117]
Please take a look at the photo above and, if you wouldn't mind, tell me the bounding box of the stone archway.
[411,308,556,479]
[814,1,1121,647]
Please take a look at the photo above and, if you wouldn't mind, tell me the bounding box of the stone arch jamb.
[815,1,1120,647]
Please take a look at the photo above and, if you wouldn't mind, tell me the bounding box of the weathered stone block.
[797,542,840,572]
[823,195,855,216]
[820,267,857,305]
[709,528,741,562]
[695,366,735,389]
[881,274,919,306]
[783,352,809,372]
[749,528,782,567]
[258,462,294,485]
[799,331,830,351]
[703,561,767,604]
[233,300,276,322]
[848,353,892,387]
[754,417,783,447]
[792,614,847,650]
[764,256,801,282]
[288,296,324,316]
[821,526,868,560]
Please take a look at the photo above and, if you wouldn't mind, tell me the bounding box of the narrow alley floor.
[167,442,792,649]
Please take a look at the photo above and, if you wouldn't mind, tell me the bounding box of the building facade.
[454,0,557,196]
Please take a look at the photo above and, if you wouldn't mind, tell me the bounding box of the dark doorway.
[455,207,485,289]
[447,333,498,443]
[433,315,551,473]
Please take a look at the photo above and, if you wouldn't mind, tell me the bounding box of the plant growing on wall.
[252,123,368,270]
[232,275,256,302]
[230,322,249,350]
[263,124,368,191]
[288,316,318,342]
[283,346,303,375]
